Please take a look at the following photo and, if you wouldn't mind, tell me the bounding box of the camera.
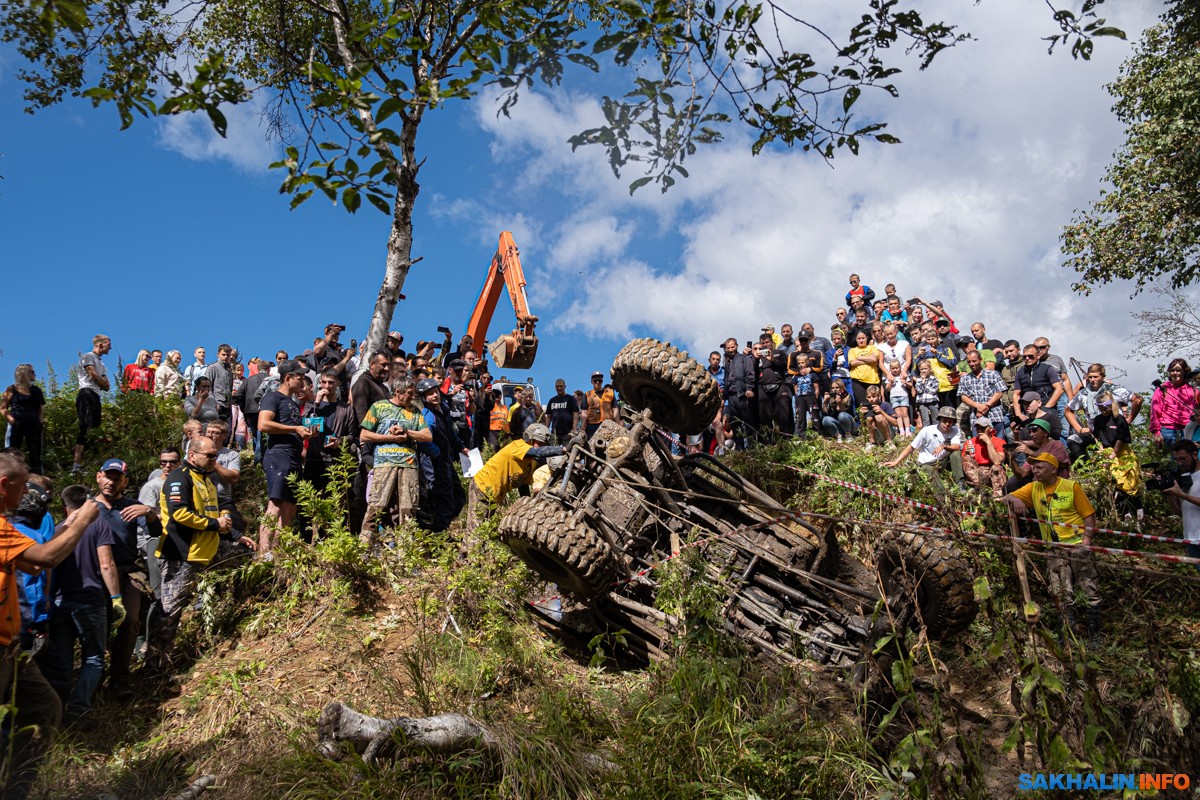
[1144,461,1193,492]
[350,338,358,351]
[437,326,451,335]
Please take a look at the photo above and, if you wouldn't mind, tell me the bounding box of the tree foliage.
[3,0,1123,349]
[1062,2,1200,296]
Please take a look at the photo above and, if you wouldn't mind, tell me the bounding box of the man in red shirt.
[962,418,1007,498]
[0,452,102,796]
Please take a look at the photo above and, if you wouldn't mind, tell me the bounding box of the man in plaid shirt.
[958,350,1009,438]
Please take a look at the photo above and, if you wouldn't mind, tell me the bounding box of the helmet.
[523,423,551,444]
[416,378,441,396]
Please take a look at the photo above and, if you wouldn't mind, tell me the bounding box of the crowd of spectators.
[2,279,1200,785]
[692,275,1200,512]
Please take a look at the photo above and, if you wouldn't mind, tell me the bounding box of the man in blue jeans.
[38,485,125,727]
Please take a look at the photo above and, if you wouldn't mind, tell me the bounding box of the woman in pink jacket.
[1150,359,1199,448]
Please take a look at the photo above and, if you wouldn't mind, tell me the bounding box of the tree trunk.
[364,114,423,359]
[316,701,499,764]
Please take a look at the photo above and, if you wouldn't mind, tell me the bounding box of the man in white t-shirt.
[1165,440,1200,571]
[72,334,112,474]
[882,406,964,491]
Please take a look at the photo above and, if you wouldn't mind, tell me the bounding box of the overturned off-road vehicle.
[497,338,977,670]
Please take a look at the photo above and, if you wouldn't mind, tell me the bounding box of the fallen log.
[317,702,499,764]
[315,701,618,773]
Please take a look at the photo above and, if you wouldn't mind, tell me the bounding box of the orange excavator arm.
[464,231,539,370]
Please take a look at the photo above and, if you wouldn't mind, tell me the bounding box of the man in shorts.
[358,378,431,547]
[73,334,112,474]
[256,360,313,555]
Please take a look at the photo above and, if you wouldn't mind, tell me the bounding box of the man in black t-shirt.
[307,324,353,393]
[545,379,580,445]
[256,361,314,555]
[91,458,152,700]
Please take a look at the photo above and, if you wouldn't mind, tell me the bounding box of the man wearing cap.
[358,378,432,546]
[416,378,469,532]
[441,358,474,445]
[0,452,103,797]
[1017,391,1063,442]
[308,324,353,394]
[1005,452,1101,642]
[38,483,124,724]
[585,373,618,438]
[762,325,782,348]
[146,437,255,674]
[882,406,965,492]
[468,423,565,530]
[91,458,153,700]
[962,418,1007,498]
[385,331,406,361]
[257,360,314,555]
[509,384,544,442]
[1007,417,1069,492]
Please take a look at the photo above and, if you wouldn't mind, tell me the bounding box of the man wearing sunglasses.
[137,447,183,633]
[1013,345,1063,426]
[146,437,255,676]
[585,372,618,438]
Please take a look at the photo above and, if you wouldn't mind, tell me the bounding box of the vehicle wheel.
[610,338,722,436]
[875,532,978,639]
[498,496,619,599]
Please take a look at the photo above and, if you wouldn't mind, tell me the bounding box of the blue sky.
[1,0,1190,400]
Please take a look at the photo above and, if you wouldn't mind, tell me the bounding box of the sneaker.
[885,440,897,450]
[864,443,875,452]
[836,434,844,443]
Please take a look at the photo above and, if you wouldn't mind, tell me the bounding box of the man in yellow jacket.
[146,436,255,673]
[468,423,565,529]
[1004,451,1101,643]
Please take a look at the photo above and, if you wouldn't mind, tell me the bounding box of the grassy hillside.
[32,438,1200,799]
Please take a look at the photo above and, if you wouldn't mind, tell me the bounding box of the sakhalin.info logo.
[1017,773,1190,791]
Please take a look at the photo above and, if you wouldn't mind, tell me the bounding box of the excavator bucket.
[489,330,539,370]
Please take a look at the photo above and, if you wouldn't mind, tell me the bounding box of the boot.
[1086,607,1102,648]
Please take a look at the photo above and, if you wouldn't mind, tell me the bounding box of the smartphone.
[350,338,358,351]
[437,326,451,335]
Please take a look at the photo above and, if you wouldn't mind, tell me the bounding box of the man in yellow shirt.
[1004,452,1101,643]
[468,423,564,530]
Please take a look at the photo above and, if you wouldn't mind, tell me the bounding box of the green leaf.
[342,188,361,213]
[843,85,860,112]
[206,107,228,137]
[628,176,653,194]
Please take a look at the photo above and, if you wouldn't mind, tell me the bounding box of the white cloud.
[155,94,278,173]
[461,0,1174,389]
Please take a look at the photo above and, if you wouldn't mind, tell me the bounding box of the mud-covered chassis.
[498,339,977,668]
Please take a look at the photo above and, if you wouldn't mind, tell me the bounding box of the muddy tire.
[875,532,978,640]
[498,496,619,599]
[610,338,722,436]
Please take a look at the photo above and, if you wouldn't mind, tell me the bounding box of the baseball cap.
[324,323,346,332]
[1021,391,1041,404]
[1028,418,1051,433]
[1028,452,1059,469]
[762,325,775,332]
[101,458,128,474]
[973,417,993,429]
[797,331,811,340]
[956,335,974,346]
[387,331,402,341]
[592,371,604,380]
[277,359,304,376]
[936,406,956,420]
[935,318,951,327]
